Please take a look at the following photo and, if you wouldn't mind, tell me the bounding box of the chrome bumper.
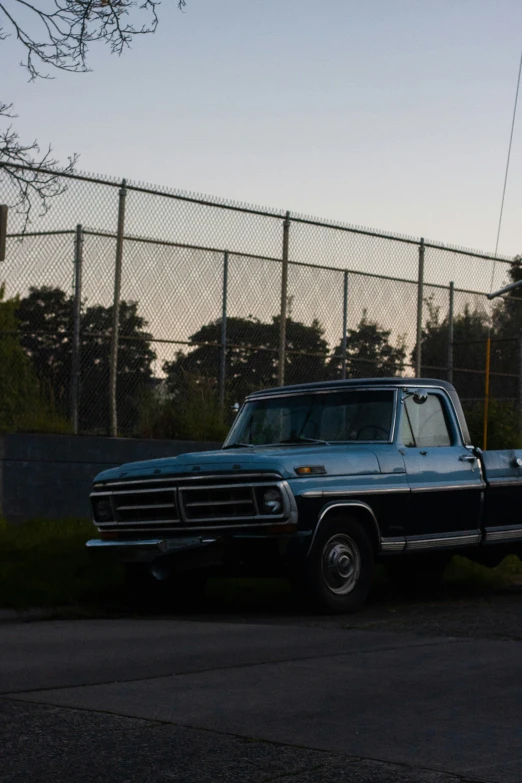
[86,536,218,557]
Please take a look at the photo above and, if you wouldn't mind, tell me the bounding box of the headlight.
[259,487,283,515]
[92,497,114,522]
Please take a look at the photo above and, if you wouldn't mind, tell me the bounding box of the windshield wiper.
[275,437,330,446]
[222,442,254,449]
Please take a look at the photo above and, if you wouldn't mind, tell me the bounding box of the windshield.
[224,390,395,447]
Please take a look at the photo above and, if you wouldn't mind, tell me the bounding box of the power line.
[489,46,522,293]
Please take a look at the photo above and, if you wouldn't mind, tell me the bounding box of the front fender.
[306,500,382,556]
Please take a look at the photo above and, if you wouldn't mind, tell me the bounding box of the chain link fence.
[1,164,520,444]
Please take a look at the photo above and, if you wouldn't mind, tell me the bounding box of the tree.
[411,295,491,397]
[80,300,156,433]
[1,1,186,226]
[15,286,73,412]
[15,286,156,434]
[328,311,406,379]
[0,284,38,429]
[491,258,522,366]
[163,315,329,402]
[0,284,70,431]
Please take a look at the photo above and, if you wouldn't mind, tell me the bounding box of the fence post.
[341,271,349,379]
[278,211,291,386]
[447,281,454,384]
[109,179,127,437]
[518,337,522,440]
[483,335,491,450]
[70,224,84,434]
[415,237,425,377]
[219,251,229,413]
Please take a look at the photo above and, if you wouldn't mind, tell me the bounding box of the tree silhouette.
[410,295,491,397]
[163,315,329,401]
[15,286,156,433]
[328,311,406,379]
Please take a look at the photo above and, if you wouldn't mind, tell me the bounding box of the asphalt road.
[1,616,521,783]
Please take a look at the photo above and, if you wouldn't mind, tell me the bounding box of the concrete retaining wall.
[0,434,221,523]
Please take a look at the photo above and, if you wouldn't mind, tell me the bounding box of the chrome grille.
[91,472,292,532]
[181,486,256,520]
[113,488,178,523]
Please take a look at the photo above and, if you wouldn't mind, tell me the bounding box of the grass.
[0,518,126,610]
[1,518,522,612]
[444,554,522,590]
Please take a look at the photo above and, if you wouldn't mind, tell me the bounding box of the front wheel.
[297,515,375,613]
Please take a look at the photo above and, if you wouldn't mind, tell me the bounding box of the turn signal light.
[295,466,327,475]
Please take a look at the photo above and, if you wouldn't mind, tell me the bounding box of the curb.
[0,607,63,623]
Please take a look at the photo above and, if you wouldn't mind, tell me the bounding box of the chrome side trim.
[307,501,381,556]
[302,484,483,499]
[410,483,485,493]
[487,478,522,488]
[405,531,481,551]
[301,487,409,498]
[323,487,408,497]
[484,525,522,543]
[381,537,407,552]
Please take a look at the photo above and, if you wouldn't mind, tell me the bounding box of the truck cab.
[87,378,522,612]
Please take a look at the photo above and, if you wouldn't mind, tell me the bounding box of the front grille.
[91,472,289,532]
[181,486,256,520]
[113,488,178,523]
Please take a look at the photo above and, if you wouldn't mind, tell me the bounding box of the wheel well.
[313,503,380,554]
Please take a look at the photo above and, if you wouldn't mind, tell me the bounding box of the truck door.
[399,391,483,546]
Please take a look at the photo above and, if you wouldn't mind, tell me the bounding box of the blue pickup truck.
[87,378,522,612]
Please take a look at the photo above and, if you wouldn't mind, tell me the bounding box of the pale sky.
[2,0,522,257]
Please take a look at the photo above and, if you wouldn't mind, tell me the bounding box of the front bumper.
[86,535,222,565]
[87,528,310,577]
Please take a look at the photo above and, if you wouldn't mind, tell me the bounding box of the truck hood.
[93,443,403,483]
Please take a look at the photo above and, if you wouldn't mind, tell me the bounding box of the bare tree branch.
[0,103,79,231]
[0,1,187,230]
[1,0,187,79]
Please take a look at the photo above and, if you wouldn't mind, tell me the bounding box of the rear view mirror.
[404,388,428,405]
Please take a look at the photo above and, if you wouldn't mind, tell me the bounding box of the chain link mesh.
[0,165,519,441]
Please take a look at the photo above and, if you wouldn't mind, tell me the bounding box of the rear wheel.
[297,514,375,613]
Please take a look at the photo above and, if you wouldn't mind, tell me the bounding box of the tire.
[298,514,375,614]
[385,553,450,595]
[124,563,208,611]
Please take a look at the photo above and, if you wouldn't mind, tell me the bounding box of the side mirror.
[404,388,428,405]
[412,391,428,405]
[231,402,240,414]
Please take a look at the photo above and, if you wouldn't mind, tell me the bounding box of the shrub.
[0,285,72,434]
[138,371,229,442]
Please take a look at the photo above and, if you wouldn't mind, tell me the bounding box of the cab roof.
[246,377,456,399]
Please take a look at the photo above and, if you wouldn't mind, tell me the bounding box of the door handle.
[459,454,476,462]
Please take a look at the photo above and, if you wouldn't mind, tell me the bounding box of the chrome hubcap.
[321,534,361,595]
